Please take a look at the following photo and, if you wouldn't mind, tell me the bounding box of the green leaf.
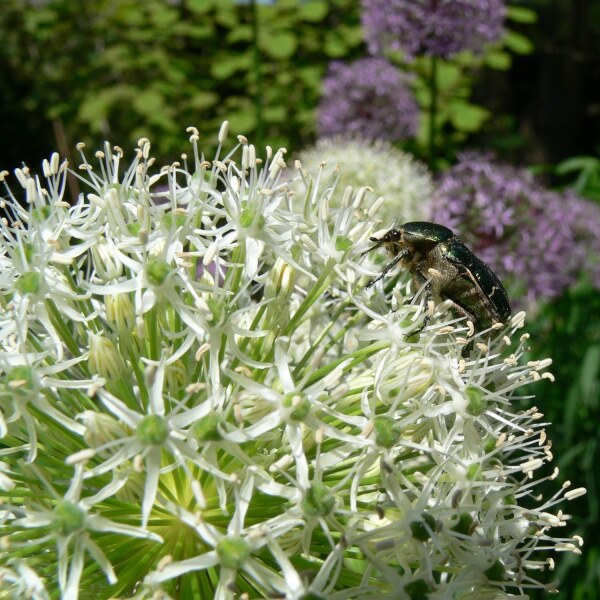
[503,30,534,55]
[188,91,219,110]
[485,50,512,70]
[340,25,365,47]
[188,0,217,14]
[78,85,134,126]
[506,6,538,24]
[184,24,216,40]
[449,102,490,132]
[227,24,253,43]
[579,345,600,400]
[324,33,348,58]
[299,0,328,22]
[435,61,463,90]
[214,5,239,28]
[556,156,600,175]
[227,110,257,134]
[210,54,253,79]
[133,90,165,116]
[297,65,322,87]
[263,105,287,123]
[263,32,297,59]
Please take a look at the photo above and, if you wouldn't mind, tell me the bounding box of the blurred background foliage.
[1,0,600,598]
[0,0,364,167]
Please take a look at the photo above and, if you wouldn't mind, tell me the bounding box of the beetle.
[363,221,511,355]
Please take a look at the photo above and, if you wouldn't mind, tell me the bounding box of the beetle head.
[361,228,404,257]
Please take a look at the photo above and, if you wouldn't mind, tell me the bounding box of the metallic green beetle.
[363,221,511,355]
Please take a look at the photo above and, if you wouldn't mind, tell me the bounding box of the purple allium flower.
[362,0,505,59]
[430,154,600,306]
[317,58,419,142]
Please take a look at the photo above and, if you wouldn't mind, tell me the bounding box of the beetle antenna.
[360,236,384,257]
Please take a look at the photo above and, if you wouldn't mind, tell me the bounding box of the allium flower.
[0,562,49,599]
[0,124,584,598]
[362,0,505,58]
[296,137,433,224]
[430,153,600,305]
[317,58,419,141]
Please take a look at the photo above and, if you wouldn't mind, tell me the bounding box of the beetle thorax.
[411,244,460,290]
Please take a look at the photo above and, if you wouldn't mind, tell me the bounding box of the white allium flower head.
[0,124,583,599]
[295,136,433,225]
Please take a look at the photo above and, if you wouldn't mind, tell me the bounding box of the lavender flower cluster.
[430,154,600,305]
[362,0,505,58]
[317,57,419,141]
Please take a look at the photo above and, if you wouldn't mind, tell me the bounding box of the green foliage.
[0,0,362,160]
[556,155,600,202]
[505,5,539,23]
[404,4,537,163]
[527,283,600,598]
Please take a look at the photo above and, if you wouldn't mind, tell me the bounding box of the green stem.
[145,305,160,361]
[428,55,438,171]
[250,0,264,149]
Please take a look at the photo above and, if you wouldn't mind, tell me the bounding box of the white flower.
[0,561,49,600]
[0,124,584,599]
[11,465,160,600]
[295,136,433,226]
[74,359,231,527]
[146,473,305,599]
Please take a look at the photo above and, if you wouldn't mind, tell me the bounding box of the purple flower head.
[317,57,419,142]
[430,153,600,306]
[362,0,505,59]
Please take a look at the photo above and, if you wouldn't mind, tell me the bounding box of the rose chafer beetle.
[363,221,511,356]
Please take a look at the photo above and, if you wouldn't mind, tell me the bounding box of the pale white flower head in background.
[295,136,433,226]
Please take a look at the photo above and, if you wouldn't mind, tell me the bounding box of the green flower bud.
[264,258,295,303]
[16,271,42,295]
[91,239,123,282]
[410,512,437,542]
[373,415,401,448]
[206,298,225,327]
[52,500,86,536]
[88,333,126,380]
[137,414,169,446]
[283,392,311,421]
[81,411,124,450]
[484,560,506,581]
[162,212,187,230]
[301,483,335,518]
[452,513,475,536]
[239,206,255,229]
[404,578,432,600]
[192,413,222,442]
[334,235,353,252]
[146,258,171,287]
[31,205,52,222]
[465,386,486,416]
[105,293,136,335]
[466,464,482,481]
[216,536,250,570]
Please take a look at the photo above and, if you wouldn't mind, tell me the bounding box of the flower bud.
[91,239,123,282]
[88,333,126,380]
[216,536,250,570]
[105,293,135,336]
[52,500,86,536]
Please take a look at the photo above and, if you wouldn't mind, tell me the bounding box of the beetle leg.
[365,249,410,289]
[410,288,434,335]
[443,300,478,357]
